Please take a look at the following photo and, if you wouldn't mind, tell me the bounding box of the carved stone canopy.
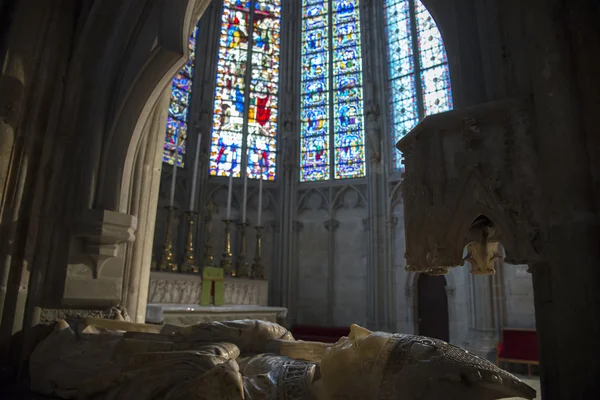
[397,98,544,275]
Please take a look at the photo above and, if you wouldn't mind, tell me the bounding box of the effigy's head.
[320,324,536,400]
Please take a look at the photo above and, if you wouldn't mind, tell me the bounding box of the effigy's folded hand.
[168,360,245,400]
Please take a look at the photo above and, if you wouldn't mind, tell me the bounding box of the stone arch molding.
[332,185,367,211]
[97,0,211,212]
[53,0,212,312]
[206,183,279,221]
[297,188,330,214]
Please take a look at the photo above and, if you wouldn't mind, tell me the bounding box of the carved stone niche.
[397,98,544,275]
[64,209,137,307]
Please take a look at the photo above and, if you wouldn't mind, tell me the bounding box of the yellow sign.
[200,267,225,306]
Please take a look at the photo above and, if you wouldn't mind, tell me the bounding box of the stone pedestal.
[463,272,502,361]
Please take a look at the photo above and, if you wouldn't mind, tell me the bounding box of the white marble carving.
[147,272,268,306]
[145,304,288,326]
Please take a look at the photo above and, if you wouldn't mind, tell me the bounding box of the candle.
[169,137,179,207]
[189,134,202,210]
[226,169,233,220]
[257,170,263,226]
[242,168,248,223]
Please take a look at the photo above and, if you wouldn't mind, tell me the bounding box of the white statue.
[29,318,536,400]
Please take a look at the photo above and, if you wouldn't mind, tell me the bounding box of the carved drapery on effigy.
[397,98,544,275]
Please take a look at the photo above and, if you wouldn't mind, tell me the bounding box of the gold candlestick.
[159,206,178,272]
[203,202,216,267]
[236,222,250,278]
[180,211,199,274]
[252,225,265,279]
[220,219,233,276]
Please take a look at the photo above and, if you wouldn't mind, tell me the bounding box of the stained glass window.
[209,0,281,181]
[300,0,366,182]
[384,0,453,170]
[163,22,200,167]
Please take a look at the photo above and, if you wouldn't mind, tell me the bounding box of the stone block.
[508,278,534,295]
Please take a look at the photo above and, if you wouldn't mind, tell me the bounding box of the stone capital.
[323,219,340,232]
[445,286,456,297]
[362,217,370,232]
[292,220,304,233]
[268,221,280,233]
[386,216,399,228]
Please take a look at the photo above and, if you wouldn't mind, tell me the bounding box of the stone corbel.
[323,219,340,232]
[463,217,503,275]
[72,209,137,278]
[268,221,280,233]
[362,217,370,232]
[386,216,399,228]
[292,220,304,233]
[445,286,456,297]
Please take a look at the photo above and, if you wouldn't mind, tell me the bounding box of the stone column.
[124,86,170,322]
[360,0,394,332]
[323,218,339,326]
[0,2,76,360]
[524,1,600,398]
[463,261,504,361]
[275,0,300,324]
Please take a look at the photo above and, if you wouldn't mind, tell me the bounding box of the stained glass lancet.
[209,0,281,181]
[384,0,453,170]
[300,0,366,182]
[163,23,200,166]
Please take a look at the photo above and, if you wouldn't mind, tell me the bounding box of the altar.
[146,271,287,326]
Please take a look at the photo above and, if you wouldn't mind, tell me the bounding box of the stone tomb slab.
[146,303,288,326]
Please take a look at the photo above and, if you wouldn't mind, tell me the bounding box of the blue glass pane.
[163,22,200,166]
[335,145,365,179]
[302,52,329,81]
[303,30,329,54]
[334,101,364,133]
[300,134,330,181]
[333,47,362,75]
[420,64,453,115]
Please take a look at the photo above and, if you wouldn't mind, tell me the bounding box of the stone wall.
[295,188,369,328]
[503,264,536,329]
